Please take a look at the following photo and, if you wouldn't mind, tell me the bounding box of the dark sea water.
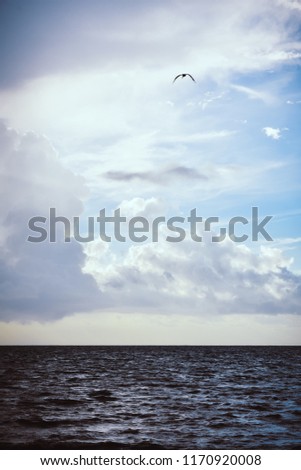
[0,346,300,449]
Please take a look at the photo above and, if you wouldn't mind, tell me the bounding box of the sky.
[0,0,301,345]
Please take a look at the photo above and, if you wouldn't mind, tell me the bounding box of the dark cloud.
[0,0,177,89]
[168,166,207,180]
[0,229,103,322]
[104,166,207,183]
[105,171,149,182]
[0,122,103,321]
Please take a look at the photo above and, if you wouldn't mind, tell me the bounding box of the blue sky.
[0,0,300,344]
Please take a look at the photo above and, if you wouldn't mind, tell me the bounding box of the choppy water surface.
[0,346,300,449]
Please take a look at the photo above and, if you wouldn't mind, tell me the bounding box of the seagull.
[173,73,196,83]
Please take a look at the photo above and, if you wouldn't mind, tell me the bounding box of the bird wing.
[187,74,196,82]
[173,74,183,82]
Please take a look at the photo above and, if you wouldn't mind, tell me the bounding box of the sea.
[0,346,300,449]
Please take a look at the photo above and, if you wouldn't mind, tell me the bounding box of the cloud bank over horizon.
[0,121,300,324]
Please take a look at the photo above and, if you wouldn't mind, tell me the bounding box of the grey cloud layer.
[1,0,300,88]
[0,122,102,320]
[104,166,207,184]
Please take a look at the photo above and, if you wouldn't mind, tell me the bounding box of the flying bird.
[173,73,196,83]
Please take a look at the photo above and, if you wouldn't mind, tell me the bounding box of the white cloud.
[286,99,301,104]
[83,227,301,316]
[162,130,236,144]
[198,91,227,110]
[274,236,301,246]
[231,85,276,105]
[118,197,166,220]
[262,126,282,139]
[1,0,300,137]
[277,0,301,12]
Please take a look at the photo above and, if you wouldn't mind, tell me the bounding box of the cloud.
[1,0,301,90]
[104,165,207,184]
[0,122,300,325]
[277,0,301,12]
[0,122,102,321]
[83,224,301,317]
[198,91,227,110]
[163,131,237,144]
[168,166,206,178]
[230,85,276,105]
[262,126,282,139]
[286,99,301,104]
[118,197,166,220]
